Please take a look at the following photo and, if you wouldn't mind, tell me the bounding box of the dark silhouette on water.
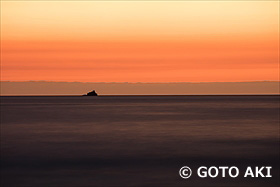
[83,90,98,96]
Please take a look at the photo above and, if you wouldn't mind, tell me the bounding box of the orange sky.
[1,1,279,82]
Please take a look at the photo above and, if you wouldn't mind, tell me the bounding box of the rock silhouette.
[83,90,98,96]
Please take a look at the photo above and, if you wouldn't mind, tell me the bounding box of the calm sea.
[1,96,279,186]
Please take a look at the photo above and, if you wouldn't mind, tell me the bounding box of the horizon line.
[1,94,280,97]
[1,81,279,84]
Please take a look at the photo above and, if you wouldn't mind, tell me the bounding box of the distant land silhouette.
[0,81,279,95]
[83,90,98,96]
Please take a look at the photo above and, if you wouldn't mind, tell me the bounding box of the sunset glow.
[1,1,279,82]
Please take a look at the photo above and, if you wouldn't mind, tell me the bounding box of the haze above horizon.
[1,81,279,95]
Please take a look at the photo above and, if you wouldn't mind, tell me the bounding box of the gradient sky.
[1,1,279,82]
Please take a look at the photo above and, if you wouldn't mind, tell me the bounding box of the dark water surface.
[1,96,279,186]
